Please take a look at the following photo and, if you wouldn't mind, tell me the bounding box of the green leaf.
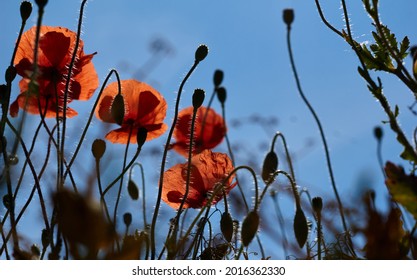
[385,162,417,220]
[399,36,410,60]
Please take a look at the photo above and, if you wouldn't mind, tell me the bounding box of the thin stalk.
[150,59,201,260]
[285,21,350,240]
[60,0,88,188]
[220,103,249,211]
[113,125,134,231]
[64,69,122,181]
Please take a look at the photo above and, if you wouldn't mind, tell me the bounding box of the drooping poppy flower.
[11,26,99,118]
[161,149,236,209]
[171,106,226,157]
[95,79,168,144]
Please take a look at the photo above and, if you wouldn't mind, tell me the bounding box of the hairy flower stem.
[271,131,295,180]
[220,104,249,211]
[113,125,133,235]
[64,69,122,181]
[151,59,200,260]
[285,20,352,250]
[60,0,88,189]
[167,107,199,257]
[130,163,148,228]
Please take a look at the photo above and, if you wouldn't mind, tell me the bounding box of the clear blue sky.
[1,0,416,259]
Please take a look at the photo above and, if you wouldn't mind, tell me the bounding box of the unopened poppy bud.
[123,212,132,227]
[91,139,106,160]
[261,151,278,184]
[213,69,224,88]
[192,88,205,110]
[127,180,139,200]
[136,127,148,148]
[312,197,323,214]
[195,44,209,62]
[283,9,294,26]
[31,244,41,258]
[294,207,308,248]
[0,136,7,153]
[35,0,48,9]
[373,126,383,141]
[241,211,259,247]
[20,1,33,21]
[216,87,227,105]
[5,66,17,83]
[111,93,125,126]
[2,194,13,210]
[220,212,233,242]
[41,228,52,248]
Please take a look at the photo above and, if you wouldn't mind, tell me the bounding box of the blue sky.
[1,0,417,259]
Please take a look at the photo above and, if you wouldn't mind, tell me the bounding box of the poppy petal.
[39,31,71,68]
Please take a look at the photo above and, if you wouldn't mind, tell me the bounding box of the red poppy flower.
[161,149,236,209]
[171,106,226,157]
[95,79,168,144]
[11,26,99,118]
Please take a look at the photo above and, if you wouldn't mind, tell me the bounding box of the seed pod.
[127,180,139,200]
[123,212,132,227]
[216,87,227,105]
[195,44,209,62]
[5,66,17,83]
[41,228,52,249]
[136,127,148,148]
[192,88,205,110]
[35,0,48,9]
[241,211,259,247]
[91,139,106,160]
[111,93,125,126]
[373,126,383,141]
[261,151,278,184]
[312,197,323,214]
[220,212,233,242]
[283,9,294,26]
[294,207,308,248]
[2,194,13,210]
[213,69,224,88]
[20,1,32,22]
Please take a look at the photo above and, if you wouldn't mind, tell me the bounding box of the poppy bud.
[91,139,106,160]
[0,136,7,153]
[216,87,227,105]
[294,207,308,248]
[2,194,13,210]
[35,0,48,9]
[220,212,234,242]
[192,88,205,110]
[127,180,139,200]
[261,151,278,184]
[373,126,383,141]
[195,44,209,62]
[123,212,132,227]
[5,66,17,83]
[111,93,125,126]
[312,197,323,214]
[283,9,294,26]
[213,69,224,88]
[241,211,259,247]
[41,228,52,248]
[31,244,41,258]
[20,1,32,21]
[136,127,148,148]
[8,154,19,165]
